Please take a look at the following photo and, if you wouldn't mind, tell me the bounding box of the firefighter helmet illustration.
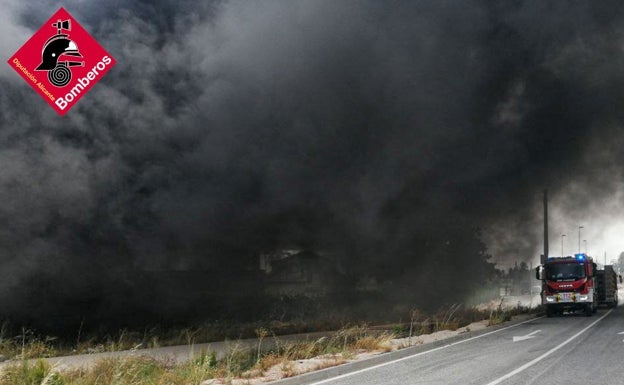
[35,19,84,87]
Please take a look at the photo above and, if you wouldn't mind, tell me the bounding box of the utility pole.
[529,261,533,296]
[561,234,566,257]
[542,190,548,264]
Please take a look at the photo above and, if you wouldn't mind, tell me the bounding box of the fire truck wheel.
[584,304,593,316]
[546,307,556,317]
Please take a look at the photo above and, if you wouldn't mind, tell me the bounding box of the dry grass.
[225,325,393,383]
[0,325,391,385]
[391,303,532,339]
[0,325,395,385]
[0,353,218,385]
[313,357,347,371]
[484,298,514,326]
[0,327,57,361]
[352,335,393,352]
[0,318,352,361]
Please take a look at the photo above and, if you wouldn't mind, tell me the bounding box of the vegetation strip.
[0,306,534,384]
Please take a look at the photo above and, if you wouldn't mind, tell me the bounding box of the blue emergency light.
[574,253,586,261]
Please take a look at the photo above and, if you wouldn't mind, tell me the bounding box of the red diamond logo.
[7,7,116,116]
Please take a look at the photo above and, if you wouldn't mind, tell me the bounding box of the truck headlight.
[579,295,588,301]
[546,297,555,302]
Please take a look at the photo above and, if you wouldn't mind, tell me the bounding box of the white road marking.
[485,309,613,385]
[306,316,543,385]
[512,330,541,342]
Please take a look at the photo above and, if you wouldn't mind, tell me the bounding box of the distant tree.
[504,261,531,295]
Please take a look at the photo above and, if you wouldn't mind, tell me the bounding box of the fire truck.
[596,265,619,308]
[536,253,597,317]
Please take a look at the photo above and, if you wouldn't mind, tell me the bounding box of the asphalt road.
[286,306,624,385]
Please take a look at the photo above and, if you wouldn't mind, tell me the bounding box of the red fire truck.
[536,253,597,317]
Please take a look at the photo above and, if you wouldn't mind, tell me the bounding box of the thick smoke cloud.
[2,0,624,330]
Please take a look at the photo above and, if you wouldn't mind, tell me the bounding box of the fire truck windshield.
[545,263,585,281]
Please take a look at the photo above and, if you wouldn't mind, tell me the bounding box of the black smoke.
[2,0,624,332]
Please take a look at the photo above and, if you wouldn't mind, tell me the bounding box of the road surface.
[274,306,624,384]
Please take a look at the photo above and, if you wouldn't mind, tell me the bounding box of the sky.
[2,0,624,326]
